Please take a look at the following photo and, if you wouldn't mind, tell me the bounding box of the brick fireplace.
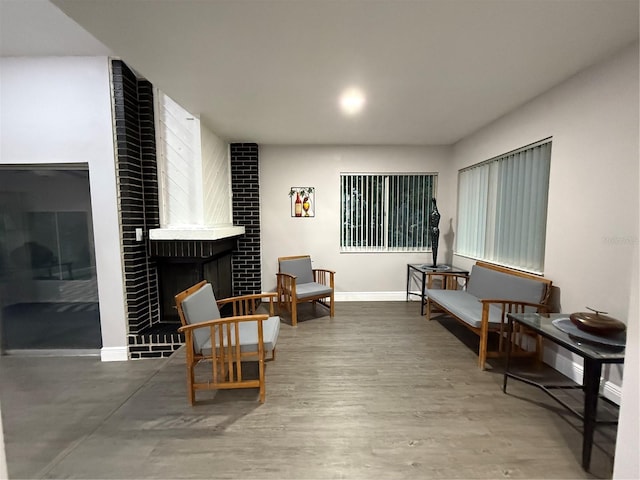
[111,60,263,359]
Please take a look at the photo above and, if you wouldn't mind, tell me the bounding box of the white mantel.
[149,225,245,241]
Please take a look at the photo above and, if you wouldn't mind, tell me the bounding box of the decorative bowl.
[569,308,626,336]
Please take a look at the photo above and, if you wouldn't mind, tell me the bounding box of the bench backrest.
[278,255,314,284]
[466,262,551,304]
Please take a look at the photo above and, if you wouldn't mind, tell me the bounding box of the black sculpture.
[429,197,440,267]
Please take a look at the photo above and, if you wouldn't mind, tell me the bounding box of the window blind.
[456,140,551,273]
[341,173,436,252]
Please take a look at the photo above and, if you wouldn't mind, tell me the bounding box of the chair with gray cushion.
[276,255,335,326]
[175,281,280,404]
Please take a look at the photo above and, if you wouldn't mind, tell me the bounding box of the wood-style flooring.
[0,301,617,479]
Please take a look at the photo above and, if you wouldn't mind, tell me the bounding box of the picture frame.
[289,187,315,217]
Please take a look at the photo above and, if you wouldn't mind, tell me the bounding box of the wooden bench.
[425,261,552,369]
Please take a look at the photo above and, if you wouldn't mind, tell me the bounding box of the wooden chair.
[174,281,280,404]
[276,255,335,326]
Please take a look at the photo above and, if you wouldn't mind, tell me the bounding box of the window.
[456,139,552,273]
[340,173,437,251]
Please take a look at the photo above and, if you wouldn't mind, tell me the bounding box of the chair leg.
[258,357,266,403]
[291,301,298,327]
[187,366,195,405]
[329,292,335,317]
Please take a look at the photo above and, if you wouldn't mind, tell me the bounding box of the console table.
[503,313,625,471]
[406,264,469,315]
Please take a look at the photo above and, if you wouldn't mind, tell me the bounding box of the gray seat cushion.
[296,282,332,299]
[426,290,505,328]
[427,289,541,329]
[182,282,280,356]
[201,315,280,356]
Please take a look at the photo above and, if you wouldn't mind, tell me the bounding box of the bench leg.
[478,316,489,370]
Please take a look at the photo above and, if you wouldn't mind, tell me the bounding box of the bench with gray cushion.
[276,255,335,326]
[175,281,280,404]
[426,262,552,369]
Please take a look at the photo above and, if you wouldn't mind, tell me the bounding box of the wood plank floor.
[0,301,617,479]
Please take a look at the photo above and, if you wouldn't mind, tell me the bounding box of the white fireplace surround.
[150,91,242,241]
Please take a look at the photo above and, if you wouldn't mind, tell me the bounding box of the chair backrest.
[178,282,221,353]
[278,255,314,284]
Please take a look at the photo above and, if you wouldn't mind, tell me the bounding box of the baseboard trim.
[543,346,622,405]
[335,291,407,302]
[100,346,129,362]
[3,349,100,357]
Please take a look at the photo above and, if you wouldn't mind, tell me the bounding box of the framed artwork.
[289,187,315,217]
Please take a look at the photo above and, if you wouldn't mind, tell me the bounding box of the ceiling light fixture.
[339,87,366,115]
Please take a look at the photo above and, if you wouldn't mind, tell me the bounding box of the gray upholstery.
[201,315,280,356]
[182,282,280,356]
[426,264,545,329]
[279,257,314,284]
[296,282,333,299]
[181,283,221,354]
[425,290,505,328]
[466,264,546,303]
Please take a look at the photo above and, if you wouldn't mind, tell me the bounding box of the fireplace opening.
[150,238,237,329]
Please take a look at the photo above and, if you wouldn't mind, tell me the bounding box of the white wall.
[260,145,452,297]
[449,43,638,476]
[451,43,639,320]
[0,56,128,361]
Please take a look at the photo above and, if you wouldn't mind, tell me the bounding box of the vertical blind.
[340,173,436,251]
[456,140,552,273]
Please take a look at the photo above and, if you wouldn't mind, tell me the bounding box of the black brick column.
[112,60,167,358]
[138,80,161,329]
[230,143,262,296]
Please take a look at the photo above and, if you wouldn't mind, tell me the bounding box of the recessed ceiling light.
[339,87,366,115]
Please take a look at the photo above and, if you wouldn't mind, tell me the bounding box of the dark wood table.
[503,313,625,471]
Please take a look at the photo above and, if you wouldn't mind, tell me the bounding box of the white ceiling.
[2,0,638,145]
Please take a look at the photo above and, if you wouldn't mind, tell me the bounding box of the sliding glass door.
[0,166,101,353]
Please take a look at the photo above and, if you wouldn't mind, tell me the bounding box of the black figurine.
[429,198,440,267]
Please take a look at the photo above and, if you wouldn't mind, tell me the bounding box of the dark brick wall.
[111,60,167,358]
[230,143,262,296]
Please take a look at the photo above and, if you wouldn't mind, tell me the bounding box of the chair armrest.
[276,272,297,296]
[276,272,297,282]
[313,268,335,275]
[216,292,278,317]
[177,314,269,334]
[479,299,548,312]
[479,299,549,329]
[312,268,335,287]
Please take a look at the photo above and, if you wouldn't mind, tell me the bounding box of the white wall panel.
[201,125,232,226]
[156,92,233,228]
[155,93,203,226]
